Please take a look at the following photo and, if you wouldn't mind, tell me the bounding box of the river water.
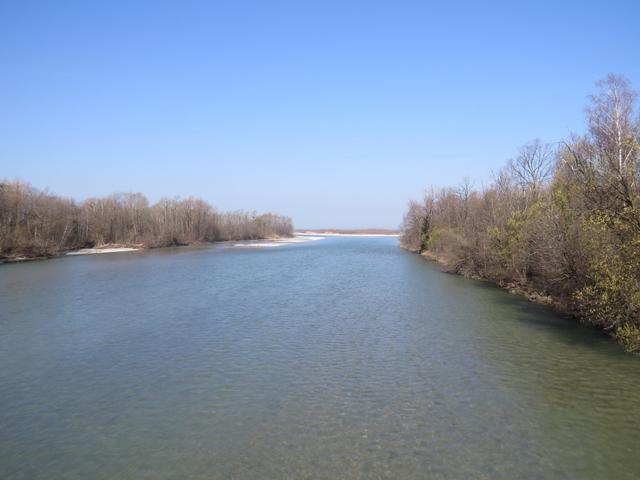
[1,237,638,479]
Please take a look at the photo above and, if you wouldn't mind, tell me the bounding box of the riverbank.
[0,236,299,264]
[66,246,142,256]
[0,234,325,264]
[419,249,640,353]
[422,250,559,308]
[1,246,144,264]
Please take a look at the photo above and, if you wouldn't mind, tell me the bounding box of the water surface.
[1,237,639,479]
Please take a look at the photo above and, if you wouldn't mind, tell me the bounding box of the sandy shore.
[68,236,325,254]
[231,235,325,248]
[4,236,322,263]
[67,247,140,256]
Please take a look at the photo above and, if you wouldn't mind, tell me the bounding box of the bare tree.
[1,182,293,259]
[587,74,639,179]
[508,139,555,199]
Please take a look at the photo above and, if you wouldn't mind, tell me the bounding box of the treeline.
[401,74,640,352]
[0,183,293,259]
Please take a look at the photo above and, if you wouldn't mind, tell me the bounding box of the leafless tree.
[508,139,555,199]
[0,182,293,259]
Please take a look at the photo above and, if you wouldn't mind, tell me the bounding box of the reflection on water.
[1,238,639,479]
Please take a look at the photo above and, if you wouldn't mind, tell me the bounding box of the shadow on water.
[422,257,624,355]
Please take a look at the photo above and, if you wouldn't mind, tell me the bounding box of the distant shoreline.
[0,235,326,264]
[296,229,399,237]
[1,232,397,264]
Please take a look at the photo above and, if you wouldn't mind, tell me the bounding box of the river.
[1,237,638,479]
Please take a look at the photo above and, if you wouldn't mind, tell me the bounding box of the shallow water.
[1,237,639,479]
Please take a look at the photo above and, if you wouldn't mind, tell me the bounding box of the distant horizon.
[295,227,399,233]
[2,1,639,228]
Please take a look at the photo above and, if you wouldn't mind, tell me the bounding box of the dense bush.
[401,75,640,352]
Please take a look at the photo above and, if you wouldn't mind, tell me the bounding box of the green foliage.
[615,324,640,354]
[419,216,430,253]
[399,200,432,253]
[574,217,640,339]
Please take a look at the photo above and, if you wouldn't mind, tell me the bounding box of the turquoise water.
[1,237,639,479]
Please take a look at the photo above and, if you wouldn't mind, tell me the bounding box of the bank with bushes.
[401,75,640,353]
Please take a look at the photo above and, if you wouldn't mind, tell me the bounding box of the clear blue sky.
[1,1,639,229]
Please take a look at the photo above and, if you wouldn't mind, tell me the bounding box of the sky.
[1,1,639,229]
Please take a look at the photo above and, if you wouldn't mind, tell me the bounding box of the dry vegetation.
[0,187,293,261]
[401,74,640,352]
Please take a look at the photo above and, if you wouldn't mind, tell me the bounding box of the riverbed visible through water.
[1,237,638,479]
